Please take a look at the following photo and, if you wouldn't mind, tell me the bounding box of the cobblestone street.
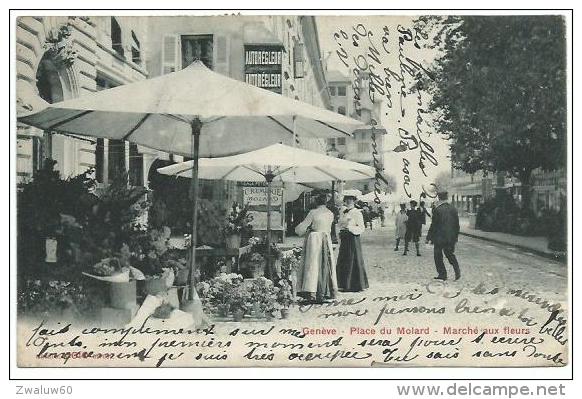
[271,216,569,354]
[359,219,567,300]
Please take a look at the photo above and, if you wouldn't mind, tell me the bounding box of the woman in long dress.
[394,203,408,251]
[294,194,337,303]
[336,191,369,292]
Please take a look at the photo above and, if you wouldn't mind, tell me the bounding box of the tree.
[433,171,452,193]
[17,159,96,277]
[417,16,567,211]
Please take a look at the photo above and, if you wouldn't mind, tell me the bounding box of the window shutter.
[213,35,229,75]
[162,35,180,74]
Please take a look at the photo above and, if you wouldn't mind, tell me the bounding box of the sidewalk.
[458,218,561,261]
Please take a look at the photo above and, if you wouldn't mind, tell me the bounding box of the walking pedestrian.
[404,200,422,256]
[378,204,386,227]
[382,205,389,227]
[336,190,369,292]
[426,191,461,281]
[394,203,408,251]
[362,203,373,230]
[294,193,338,303]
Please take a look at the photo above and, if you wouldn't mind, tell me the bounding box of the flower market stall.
[18,61,363,328]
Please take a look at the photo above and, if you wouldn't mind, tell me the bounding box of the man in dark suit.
[404,200,422,256]
[426,191,461,280]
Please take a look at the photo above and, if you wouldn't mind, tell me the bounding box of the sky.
[316,16,452,201]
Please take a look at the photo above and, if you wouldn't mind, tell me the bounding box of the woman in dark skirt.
[336,191,369,292]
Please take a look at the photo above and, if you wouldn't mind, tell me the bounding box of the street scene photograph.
[12,12,569,371]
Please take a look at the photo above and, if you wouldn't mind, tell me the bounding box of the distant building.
[16,16,149,185]
[449,167,566,216]
[325,69,384,194]
[448,169,493,215]
[327,70,353,117]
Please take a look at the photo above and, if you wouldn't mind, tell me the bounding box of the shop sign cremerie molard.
[244,44,283,94]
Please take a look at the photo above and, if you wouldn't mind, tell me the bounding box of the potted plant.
[241,252,266,279]
[222,203,253,249]
[165,254,189,286]
[197,273,245,318]
[17,279,103,320]
[277,279,294,319]
[252,237,282,279]
[91,244,137,310]
[131,227,175,296]
[229,284,251,322]
[196,280,220,316]
[138,253,172,296]
[240,236,282,279]
[280,247,302,296]
[264,299,281,321]
[249,277,280,320]
[280,247,302,278]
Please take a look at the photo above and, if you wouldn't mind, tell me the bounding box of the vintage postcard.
[13,12,570,369]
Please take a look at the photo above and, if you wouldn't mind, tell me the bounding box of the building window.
[108,139,126,181]
[129,143,143,186]
[111,17,124,58]
[337,137,346,146]
[31,136,44,175]
[131,30,141,65]
[200,180,214,200]
[293,42,304,78]
[329,86,336,96]
[327,138,336,147]
[182,35,213,69]
[357,143,370,153]
[337,106,346,115]
[95,138,104,183]
[337,86,347,96]
[287,33,292,66]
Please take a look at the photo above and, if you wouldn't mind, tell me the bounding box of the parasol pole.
[292,115,297,148]
[265,169,274,278]
[187,117,202,302]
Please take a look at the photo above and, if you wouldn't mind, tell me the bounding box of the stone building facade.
[144,15,332,237]
[325,69,384,194]
[449,168,566,216]
[16,16,149,185]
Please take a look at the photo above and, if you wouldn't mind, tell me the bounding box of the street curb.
[459,231,565,263]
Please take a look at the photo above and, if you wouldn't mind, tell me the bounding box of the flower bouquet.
[197,273,245,318]
[249,277,280,320]
[280,247,302,280]
[277,279,294,319]
[240,236,282,278]
[17,279,101,319]
[164,255,189,286]
[242,252,266,278]
[223,203,253,248]
[130,227,175,295]
[229,283,252,321]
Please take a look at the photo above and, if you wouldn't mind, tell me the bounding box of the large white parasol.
[157,143,376,275]
[18,61,363,314]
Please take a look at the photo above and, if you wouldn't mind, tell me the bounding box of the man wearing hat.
[426,191,461,280]
[404,200,423,256]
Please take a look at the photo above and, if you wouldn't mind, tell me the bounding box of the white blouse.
[338,206,365,236]
[294,205,334,236]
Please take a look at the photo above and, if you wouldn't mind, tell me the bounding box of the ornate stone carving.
[43,23,77,69]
